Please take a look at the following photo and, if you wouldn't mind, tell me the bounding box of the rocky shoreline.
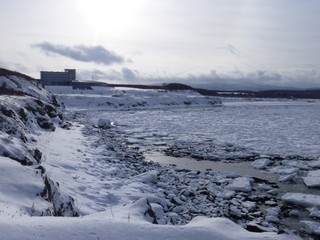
[68,110,319,239]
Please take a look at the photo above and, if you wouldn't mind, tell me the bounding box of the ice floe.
[282,193,320,208]
[303,169,320,187]
[251,158,271,169]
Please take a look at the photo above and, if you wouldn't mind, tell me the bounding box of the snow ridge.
[0,71,79,216]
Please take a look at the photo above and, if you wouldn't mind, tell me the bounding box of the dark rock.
[18,108,28,122]
[1,106,15,118]
[37,117,55,131]
[33,148,42,163]
[246,224,265,233]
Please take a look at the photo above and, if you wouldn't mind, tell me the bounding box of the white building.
[41,69,76,86]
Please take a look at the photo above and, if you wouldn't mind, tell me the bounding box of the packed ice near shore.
[1,73,320,239]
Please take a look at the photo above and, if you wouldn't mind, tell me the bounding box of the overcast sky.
[1,0,320,89]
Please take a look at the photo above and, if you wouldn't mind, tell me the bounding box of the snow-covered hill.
[0,69,303,240]
[0,69,78,217]
[0,68,54,102]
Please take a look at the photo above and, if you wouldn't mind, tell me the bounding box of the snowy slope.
[0,68,54,102]
[0,70,78,217]
[0,216,300,240]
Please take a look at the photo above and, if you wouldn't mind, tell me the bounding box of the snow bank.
[51,87,221,110]
[0,156,50,216]
[0,73,54,102]
[0,71,79,217]
[0,96,63,165]
[0,216,300,240]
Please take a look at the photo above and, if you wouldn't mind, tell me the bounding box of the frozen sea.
[97,99,320,159]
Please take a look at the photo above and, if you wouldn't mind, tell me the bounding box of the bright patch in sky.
[77,0,146,42]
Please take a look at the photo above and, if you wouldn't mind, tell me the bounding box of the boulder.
[97,119,113,129]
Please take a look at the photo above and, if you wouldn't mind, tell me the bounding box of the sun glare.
[77,0,146,40]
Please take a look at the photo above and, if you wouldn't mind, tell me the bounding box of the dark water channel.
[145,151,278,181]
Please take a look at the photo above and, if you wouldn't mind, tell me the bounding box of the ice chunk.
[279,173,297,182]
[150,203,165,222]
[127,138,141,144]
[289,209,300,217]
[282,160,310,170]
[219,189,236,199]
[303,169,320,187]
[308,160,320,168]
[241,201,256,211]
[134,170,158,184]
[269,166,299,175]
[225,177,252,193]
[257,183,272,191]
[282,193,320,208]
[300,221,320,236]
[266,207,280,223]
[251,158,271,169]
[309,207,320,218]
[230,206,243,218]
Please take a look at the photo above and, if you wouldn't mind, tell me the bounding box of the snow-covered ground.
[0,216,299,240]
[1,81,320,239]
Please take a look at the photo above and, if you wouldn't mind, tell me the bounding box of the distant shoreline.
[65,81,320,99]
